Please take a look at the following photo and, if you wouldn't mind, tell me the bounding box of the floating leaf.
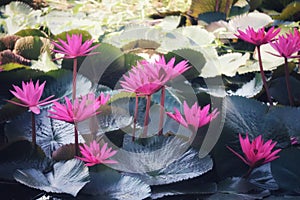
[0,140,49,181]
[164,48,206,80]
[274,1,300,20]
[54,29,92,42]
[249,164,278,190]
[13,36,52,60]
[121,39,160,53]
[198,12,226,23]
[227,73,263,98]
[271,147,300,192]
[223,96,299,139]
[229,0,250,17]
[15,28,48,38]
[269,75,300,106]
[0,69,93,123]
[113,135,191,173]
[5,109,85,158]
[14,159,90,197]
[207,12,273,39]
[31,52,59,72]
[52,143,77,161]
[189,0,235,17]
[0,98,27,123]
[216,177,271,199]
[77,103,132,136]
[0,49,31,65]
[77,44,143,88]
[0,34,20,50]
[126,149,213,185]
[200,52,249,78]
[151,181,217,199]
[80,165,151,200]
[103,25,162,48]
[237,44,284,74]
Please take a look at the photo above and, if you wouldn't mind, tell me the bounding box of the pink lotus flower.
[7,80,56,114]
[52,34,100,59]
[236,26,280,46]
[227,134,281,169]
[269,29,300,58]
[48,93,109,123]
[120,56,190,96]
[76,140,118,166]
[166,101,219,133]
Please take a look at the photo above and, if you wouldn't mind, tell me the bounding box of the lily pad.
[0,140,49,181]
[271,147,300,192]
[113,135,191,173]
[125,149,213,185]
[5,109,85,158]
[80,165,151,200]
[14,159,89,197]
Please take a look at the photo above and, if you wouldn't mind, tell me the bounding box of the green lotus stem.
[257,46,273,106]
[158,86,165,136]
[74,124,79,156]
[142,95,151,138]
[284,57,294,106]
[72,58,78,101]
[132,95,139,141]
[31,112,36,148]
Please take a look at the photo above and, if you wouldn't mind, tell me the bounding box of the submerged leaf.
[14,159,89,197]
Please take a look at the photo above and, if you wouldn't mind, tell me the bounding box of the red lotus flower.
[120,56,190,96]
[52,34,100,59]
[269,29,300,58]
[227,134,281,168]
[7,80,56,114]
[166,101,219,133]
[76,140,118,166]
[235,26,280,46]
[48,93,109,123]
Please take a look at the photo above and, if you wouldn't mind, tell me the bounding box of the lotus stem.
[284,57,294,106]
[215,0,219,12]
[31,112,36,148]
[225,0,231,16]
[243,167,254,179]
[132,95,139,141]
[158,86,165,136]
[72,58,78,101]
[257,46,273,106]
[142,95,151,138]
[74,124,79,156]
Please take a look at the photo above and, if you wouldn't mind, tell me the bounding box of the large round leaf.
[14,159,89,197]
[271,147,300,192]
[80,165,151,200]
[0,140,49,181]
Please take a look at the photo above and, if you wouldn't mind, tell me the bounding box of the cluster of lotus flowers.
[236,27,300,106]
[5,27,284,174]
